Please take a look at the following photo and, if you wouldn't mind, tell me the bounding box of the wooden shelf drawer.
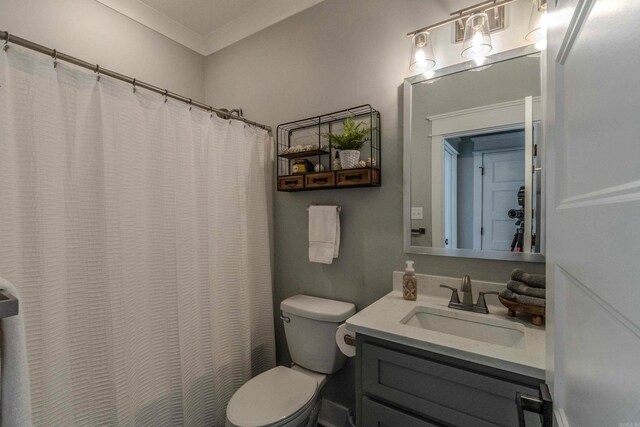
[305,172,335,189]
[278,175,304,191]
[336,168,379,187]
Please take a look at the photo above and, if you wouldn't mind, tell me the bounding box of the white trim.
[556,0,597,65]
[428,98,536,122]
[524,96,533,251]
[472,152,483,250]
[93,0,325,55]
[428,97,542,137]
[403,80,414,254]
[443,141,458,249]
[431,135,444,248]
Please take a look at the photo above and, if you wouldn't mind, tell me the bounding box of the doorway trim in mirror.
[403,45,545,262]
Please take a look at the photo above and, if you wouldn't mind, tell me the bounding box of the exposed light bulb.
[414,49,427,70]
[472,31,483,52]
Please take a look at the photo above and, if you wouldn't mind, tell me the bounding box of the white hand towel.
[0,277,33,427]
[308,206,340,264]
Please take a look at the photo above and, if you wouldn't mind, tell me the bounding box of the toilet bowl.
[226,366,325,427]
[226,295,355,427]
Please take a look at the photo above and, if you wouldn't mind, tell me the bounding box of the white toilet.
[226,295,356,427]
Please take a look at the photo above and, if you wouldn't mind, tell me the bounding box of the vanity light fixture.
[525,0,548,50]
[407,0,518,74]
[409,31,436,72]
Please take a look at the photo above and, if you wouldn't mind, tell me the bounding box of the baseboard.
[318,398,351,427]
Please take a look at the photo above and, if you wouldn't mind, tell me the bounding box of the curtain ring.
[51,49,58,68]
[188,99,192,111]
[132,78,136,94]
[164,89,168,103]
[95,64,101,81]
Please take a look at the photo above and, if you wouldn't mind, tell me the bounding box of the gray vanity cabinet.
[356,335,543,427]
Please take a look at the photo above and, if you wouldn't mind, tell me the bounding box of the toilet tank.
[281,295,356,374]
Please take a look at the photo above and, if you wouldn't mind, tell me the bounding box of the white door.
[481,149,524,251]
[443,142,458,248]
[546,1,640,426]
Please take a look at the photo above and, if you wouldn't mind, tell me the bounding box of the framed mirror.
[403,46,544,262]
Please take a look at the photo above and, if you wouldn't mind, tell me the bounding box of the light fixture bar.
[407,0,517,37]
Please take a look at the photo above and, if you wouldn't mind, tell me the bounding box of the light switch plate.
[411,207,423,220]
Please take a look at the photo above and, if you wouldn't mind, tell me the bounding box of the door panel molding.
[557,264,640,338]
[556,0,597,64]
[558,179,640,209]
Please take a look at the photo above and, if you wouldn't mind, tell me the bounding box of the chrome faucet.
[439,275,499,314]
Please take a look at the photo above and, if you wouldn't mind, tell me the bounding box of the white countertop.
[345,272,546,379]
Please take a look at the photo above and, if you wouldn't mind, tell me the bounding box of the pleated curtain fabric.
[0,47,275,426]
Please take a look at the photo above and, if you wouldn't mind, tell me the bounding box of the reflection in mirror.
[405,48,543,261]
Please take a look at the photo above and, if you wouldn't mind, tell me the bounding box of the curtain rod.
[0,31,272,132]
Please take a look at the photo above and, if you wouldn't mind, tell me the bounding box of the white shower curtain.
[0,47,275,426]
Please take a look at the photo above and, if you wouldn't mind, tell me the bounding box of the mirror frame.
[403,45,545,262]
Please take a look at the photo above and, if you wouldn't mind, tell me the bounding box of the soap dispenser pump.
[403,260,417,301]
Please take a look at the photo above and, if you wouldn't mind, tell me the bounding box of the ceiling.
[95,0,325,56]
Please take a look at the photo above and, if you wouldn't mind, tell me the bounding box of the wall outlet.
[411,207,423,220]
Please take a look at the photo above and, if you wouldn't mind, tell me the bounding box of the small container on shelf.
[276,105,381,192]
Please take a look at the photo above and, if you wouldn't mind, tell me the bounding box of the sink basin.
[401,306,525,349]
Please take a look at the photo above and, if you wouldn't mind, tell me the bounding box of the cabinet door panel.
[362,342,541,427]
[361,397,440,427]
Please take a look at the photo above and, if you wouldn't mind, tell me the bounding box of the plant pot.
[339,150,360,169]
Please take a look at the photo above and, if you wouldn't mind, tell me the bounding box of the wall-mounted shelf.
[277,105,381,192]
[278,149,330,160]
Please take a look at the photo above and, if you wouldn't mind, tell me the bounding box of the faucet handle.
[476,291,500,312]
[439,285,460,304]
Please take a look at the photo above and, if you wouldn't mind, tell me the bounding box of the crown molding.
[94,0,325,56]
[203,0,325,55]
[94,0,207,54]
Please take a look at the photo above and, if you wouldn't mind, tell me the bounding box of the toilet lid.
[226,366,318,427]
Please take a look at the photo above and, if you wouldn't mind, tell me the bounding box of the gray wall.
[0,0,205,100]
[204,0,545,408]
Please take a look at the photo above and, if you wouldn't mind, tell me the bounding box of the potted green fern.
[322,115,371,169]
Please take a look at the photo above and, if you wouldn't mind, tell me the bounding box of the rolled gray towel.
[499,288,517,301]
[511,269,545,289]
[507,280,546,299]
[500,288,546,307]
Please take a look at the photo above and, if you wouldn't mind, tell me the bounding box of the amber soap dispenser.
[402,260,417,301]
